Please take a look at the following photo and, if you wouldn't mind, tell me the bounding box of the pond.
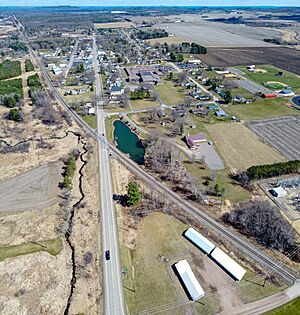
[113,120,145,165]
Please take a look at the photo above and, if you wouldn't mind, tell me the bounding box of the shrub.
[126,181,141,206]
[8,108,23,122]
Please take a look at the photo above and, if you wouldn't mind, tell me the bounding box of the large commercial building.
[174,260,205,301]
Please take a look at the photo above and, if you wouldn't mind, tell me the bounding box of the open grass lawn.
[264,297,300,315]
[155,80,186,105]
[105,116,116,142]
[131,99,160,110]
[120,212,220,315]
[0,238,63,261]
[238,65,300,92]
[80,114,97,129]
[94,22,134,29]
[231,87,254,99]
[225,98,298,120]
[238,270,288,304]
[184,160,251,204]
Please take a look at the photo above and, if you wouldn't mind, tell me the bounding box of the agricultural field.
[247,116,300,160]
[200,47,300,74]
[94,22,134,29]
[237,65,300,93]
[205,123,286,171]
[225,98,297,120]
[146,36,184,45]
[156,21,279,47]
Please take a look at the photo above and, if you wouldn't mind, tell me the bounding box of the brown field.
[200,47,300,74]
[94,22,134,29]
[205,123,286,172]
[146,36,184,45]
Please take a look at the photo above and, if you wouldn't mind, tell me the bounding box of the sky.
[0,0,300,6]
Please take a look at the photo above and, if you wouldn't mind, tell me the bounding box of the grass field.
[155,80,186,105]
[184,159,251,203]
[238,270,287,304]
[231,87,254,99]
[205,123,286,171]
[105,116,116,142]
[225,98,297,120]
[147,36,184,45]
[94,22,134,29]
[80,114,97,129]
[238,65,300,92]
[120,212,221,315]
[264,297,300,315]
[0,239,63,261]
[131,99,160,110]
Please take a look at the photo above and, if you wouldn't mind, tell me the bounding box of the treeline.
[25,59,34,72]
[8,41,28,52]
[0,60,22,80]
[247,160,300,180]
[130,89,150,100]
[223,200,296,253]
[135,28,169,40]
[157,42,207,56]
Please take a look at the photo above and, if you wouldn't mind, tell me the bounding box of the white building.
[184,227,215,255]
[174,260,205,301]
[270,186,287,198]
[110,86,124,96]
[210,247,246,281]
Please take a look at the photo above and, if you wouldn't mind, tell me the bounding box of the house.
[52,66,63,75]
[185,133,207,149]
[207,103,219,111]
[110,86,124,96]
[233,95,245,103]
[88,107,95,115]
[270,186,287,198]
[215,109,228,117]
[190,108,209,116]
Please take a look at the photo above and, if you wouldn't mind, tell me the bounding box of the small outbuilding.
[270,186,287,198]
[174,260,205,301]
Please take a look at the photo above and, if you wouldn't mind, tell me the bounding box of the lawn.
[231,87,254,99]
[120,212,220,315]
[238,270,288,304]
[264,297,300,315]
[238,65,300,92]
[80,114,97,129]
[105,116,116,142]
[184,160,251,204]
[225,98,297,120]
[155,80,186,105]
[0,238,63,261]
[131,99,160,110]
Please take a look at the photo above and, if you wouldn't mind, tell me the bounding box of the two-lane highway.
[93,38,125,315]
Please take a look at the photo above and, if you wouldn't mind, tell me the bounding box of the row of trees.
[134,28,169,40]
[246,160,300,180]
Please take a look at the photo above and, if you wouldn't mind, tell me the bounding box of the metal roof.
[175,260,205,301]
[210,247,246,281]
[185,227,215,254]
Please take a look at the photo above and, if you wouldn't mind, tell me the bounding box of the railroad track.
[14,15,297,284]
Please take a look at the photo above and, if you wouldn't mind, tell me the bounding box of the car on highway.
[105,250,110,260]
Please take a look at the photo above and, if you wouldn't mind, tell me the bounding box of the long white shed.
[184,227,216,254]
[174,260,205,301]
[210,247,246,281]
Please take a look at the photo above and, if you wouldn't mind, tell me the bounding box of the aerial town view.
[0,1,300,315]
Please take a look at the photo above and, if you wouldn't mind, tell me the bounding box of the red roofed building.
[185,133,207,149]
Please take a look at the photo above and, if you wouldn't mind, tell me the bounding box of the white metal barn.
[184,227,216,254]
[210,247,246,281]
[174,260,205,301]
